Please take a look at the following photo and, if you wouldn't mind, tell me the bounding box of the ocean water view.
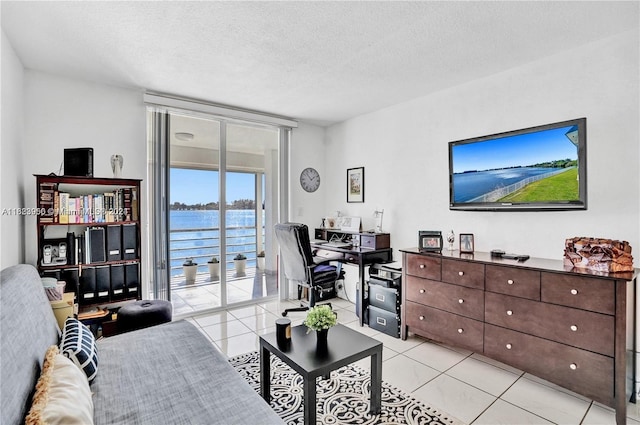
[452,167,565,202]
[170,210,264,276]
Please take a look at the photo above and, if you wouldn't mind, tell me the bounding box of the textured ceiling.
[2,1,638,126]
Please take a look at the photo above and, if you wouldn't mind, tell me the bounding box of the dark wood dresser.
[401,248,638,425]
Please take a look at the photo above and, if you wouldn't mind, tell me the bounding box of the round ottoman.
[117,300,172,333]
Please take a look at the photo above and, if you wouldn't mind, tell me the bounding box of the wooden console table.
[400,248,638,425]
[313,229,392,326]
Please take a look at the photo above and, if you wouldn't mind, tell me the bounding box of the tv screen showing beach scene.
[449,118,587,211]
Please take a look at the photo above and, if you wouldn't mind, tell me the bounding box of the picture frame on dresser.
[418,230,442,252]
[460,233,474,253]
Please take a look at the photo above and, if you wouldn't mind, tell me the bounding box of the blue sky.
[170,168,256,205]
[452,125,579,173]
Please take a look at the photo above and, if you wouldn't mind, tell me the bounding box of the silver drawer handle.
[458,271,464,276]
[507,279,514,285]
[458,299,464,304]
[506,343,512,350]
[419,315,425,321]
[571,289,578,295]
[570,325,578,332]
[419,264,425,269]
[570,363,577,370]
[506,310,513,316]
[457,328,464,333]
[419,289,425,294]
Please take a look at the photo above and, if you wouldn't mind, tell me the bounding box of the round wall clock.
[300,167,320,193]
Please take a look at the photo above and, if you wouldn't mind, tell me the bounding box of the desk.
[312,232,392,326]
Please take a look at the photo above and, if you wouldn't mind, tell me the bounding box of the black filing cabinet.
[367,264,402,338]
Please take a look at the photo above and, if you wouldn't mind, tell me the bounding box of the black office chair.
[275,223,342,316]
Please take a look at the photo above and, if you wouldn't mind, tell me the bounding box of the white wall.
[22,71,147,273]
[1,29,26,269]
[290,122,327,230]
[324,31,640,261]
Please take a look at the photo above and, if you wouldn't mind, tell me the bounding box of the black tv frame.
[448,118,587,211]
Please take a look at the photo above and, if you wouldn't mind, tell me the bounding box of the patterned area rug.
[229,351,464,425]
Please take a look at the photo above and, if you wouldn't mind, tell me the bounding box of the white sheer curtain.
[146,107,171,301]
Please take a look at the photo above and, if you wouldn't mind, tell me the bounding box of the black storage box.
[369,284,400,312]
[367,305,400,338]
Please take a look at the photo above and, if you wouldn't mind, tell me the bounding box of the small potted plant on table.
[182,257,198,284]
[303,305,337,351]
[207,256,220,281]
[233,253,247,276]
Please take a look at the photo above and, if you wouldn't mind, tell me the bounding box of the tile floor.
[183,298,640,425]
[171,270,278,316]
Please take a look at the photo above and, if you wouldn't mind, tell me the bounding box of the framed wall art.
[460,233,475,253]
[418,230,442,252]
[347,167,364,203]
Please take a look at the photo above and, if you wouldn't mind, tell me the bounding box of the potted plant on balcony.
[207,256,220,281]
[233,253,247,276]
[182,257,198,284]
[256,250,266,270]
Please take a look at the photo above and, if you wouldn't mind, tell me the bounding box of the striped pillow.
[59,317,98,382]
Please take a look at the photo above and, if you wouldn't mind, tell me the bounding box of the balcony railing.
[170,225,264,282]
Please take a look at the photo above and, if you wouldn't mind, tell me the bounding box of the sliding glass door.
[147,107,283,316]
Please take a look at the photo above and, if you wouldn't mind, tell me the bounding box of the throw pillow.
[25,345,94,425]
[59,317,98,382]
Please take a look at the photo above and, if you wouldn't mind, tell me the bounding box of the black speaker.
[64,148,93,177]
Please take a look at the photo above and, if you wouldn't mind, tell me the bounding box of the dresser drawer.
[484,324,614,406]
[485,292,614,356]
[405,253,441,280]
[541,272,614,315]
[442,259,484,289]
[486,265,540,300]
[405,301,483,352]
[406,275,484,320]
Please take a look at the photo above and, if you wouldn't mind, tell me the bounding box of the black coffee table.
[259,323,383,425]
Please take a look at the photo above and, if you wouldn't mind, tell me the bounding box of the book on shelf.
[58,192,70,224]
[42,188,138,224]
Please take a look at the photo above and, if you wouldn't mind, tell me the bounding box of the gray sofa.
[1,264,283,425]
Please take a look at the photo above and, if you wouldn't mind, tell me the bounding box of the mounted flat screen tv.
[449,118,587,211]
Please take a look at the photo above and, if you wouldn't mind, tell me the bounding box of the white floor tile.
[446,356,520,397]
[473,399,553,424]
[228,305,267,319]
[501,376,591,424]
[343,320,380,337]
[412,373,496,424]
[201,319,253,341]
[404,340,469,372]
[371,331,423,354]
[382,354,440,393]
[192,310,234,327]
[238,311,280,331]
[214,332,260,358]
